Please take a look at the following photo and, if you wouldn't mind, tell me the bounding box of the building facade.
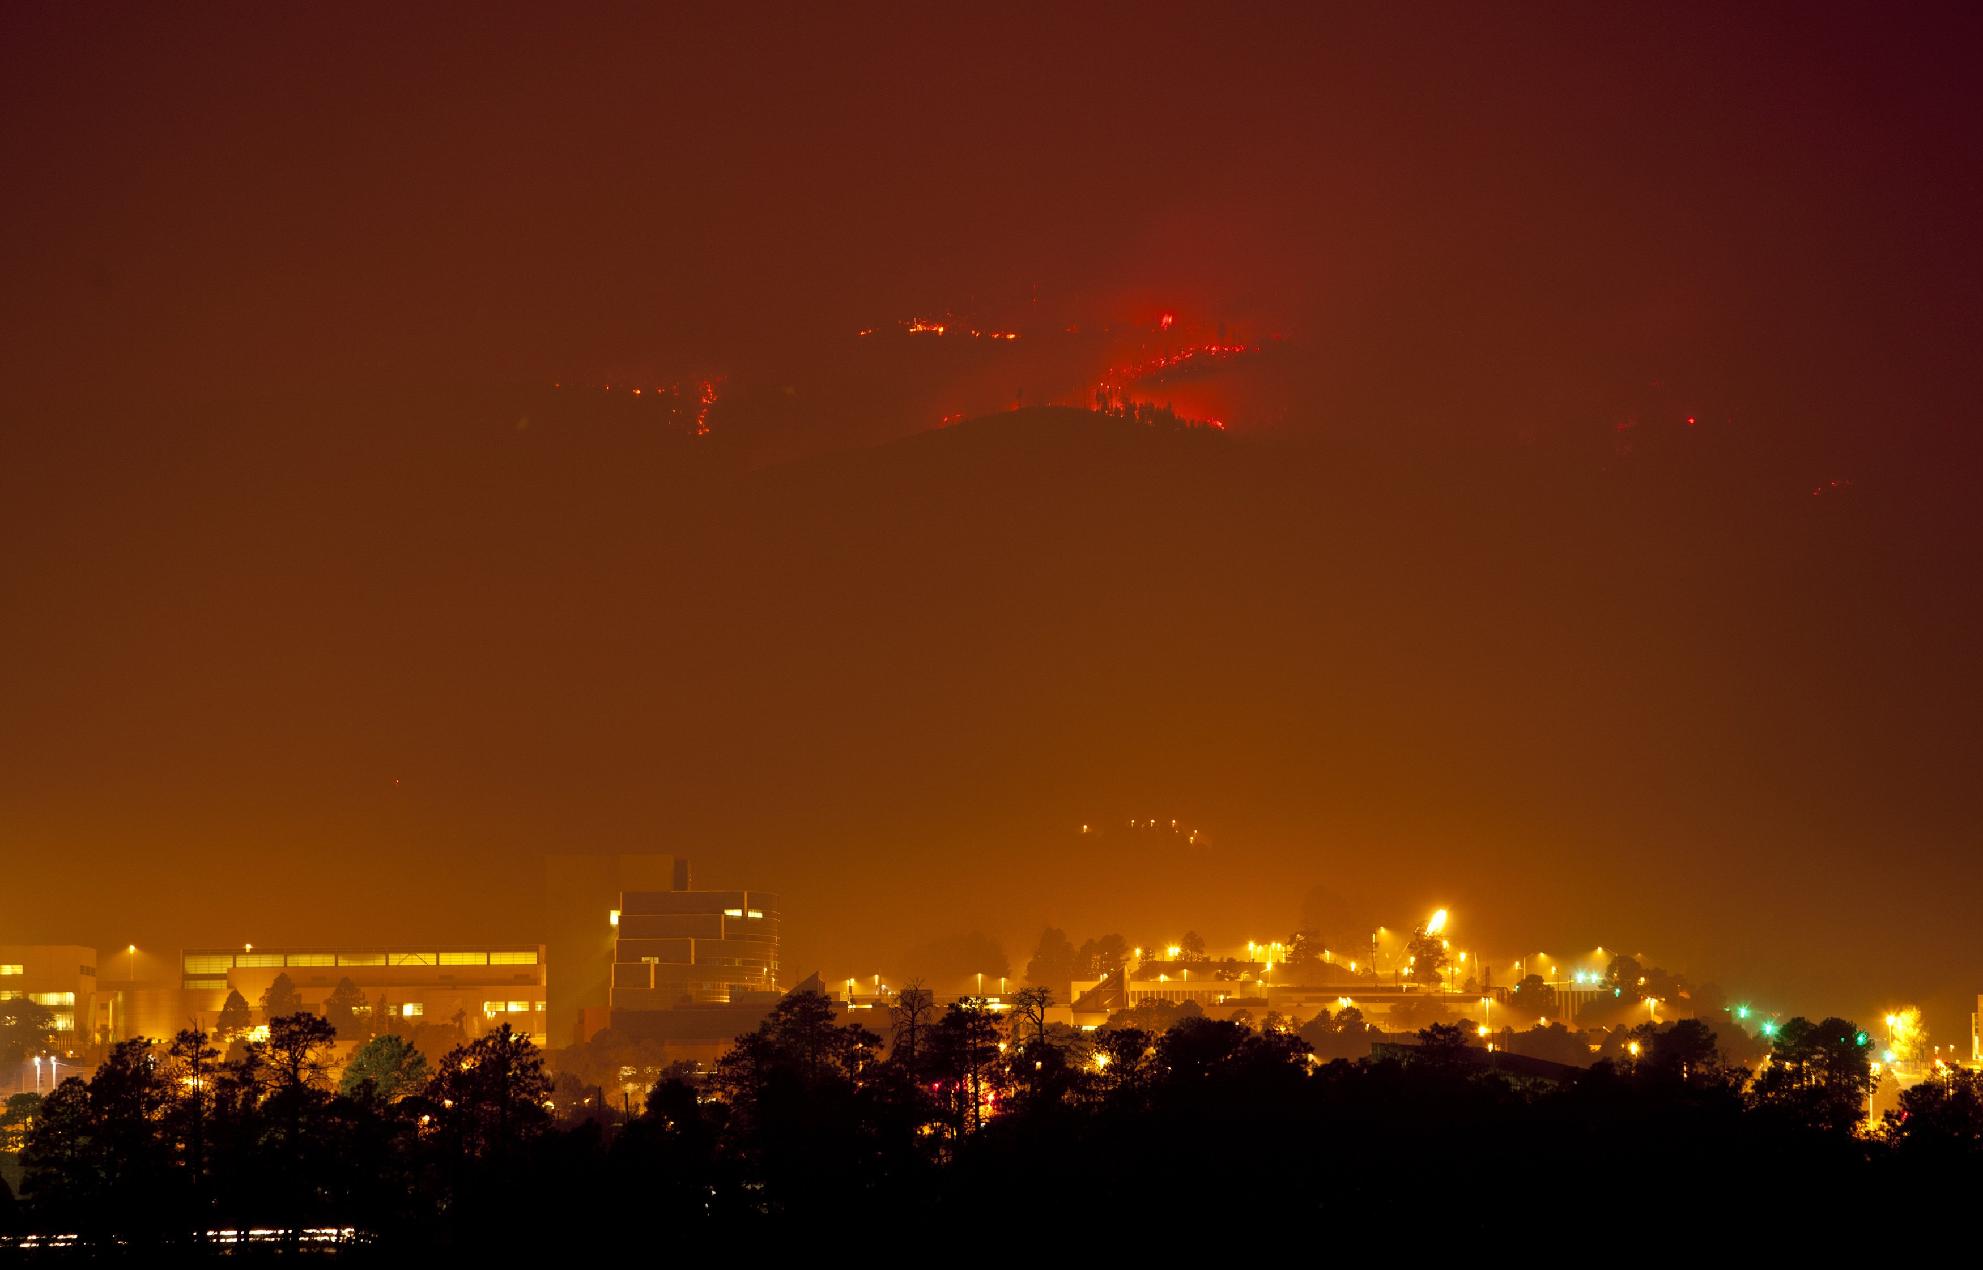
[544,852,685,1047]
[609,884,780,1010]
[169,944,549,1048]
[0,944,108,1048]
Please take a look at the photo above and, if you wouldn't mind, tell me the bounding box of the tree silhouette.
[1885,1067,1983,1161]
[216,989,253,1039]
[4,983,1970,1245]
[0,997,55,1066]
[428,1022,551,1160]
[890,982,935,1071]
[259,972,302,1022]
[1010,986,1053,1047]
[322,976,369,1039]
[1603,955,1644,1000]
[162,1029,219,1222]
[1747,1015,1877,1136]
[1405,923,1449,987]
[1023,928,1078,988]
[1509,973,1558,1019]
[928,998,1003,1136]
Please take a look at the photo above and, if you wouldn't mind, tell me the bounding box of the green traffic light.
[1735,1005,1750,1020]
[1855,1030,1870,1047]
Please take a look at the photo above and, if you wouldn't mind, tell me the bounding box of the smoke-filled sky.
[4,6,1979,1031]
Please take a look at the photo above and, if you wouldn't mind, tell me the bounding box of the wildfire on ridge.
[1098,341,1257,393]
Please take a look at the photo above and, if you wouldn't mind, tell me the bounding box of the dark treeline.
[3,994,1982,1250]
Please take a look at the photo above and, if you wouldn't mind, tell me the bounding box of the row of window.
[377,1000,544,1020]
[0,965,21,976]
[0,990,76,1006]
[481,1001,545,1016]
[183,950,539,974]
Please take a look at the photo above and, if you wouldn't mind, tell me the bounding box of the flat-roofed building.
[169,945,549,1048]
[544,853,684,1047]
[0,945,106,1090]
[610,885,780,1011]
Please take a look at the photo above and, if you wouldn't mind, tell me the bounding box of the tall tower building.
[543,853,680,1047]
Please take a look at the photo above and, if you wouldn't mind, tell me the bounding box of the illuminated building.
[0,945,106,1058]
[609,878,781,1009]
[168,945,548,1047]
[545,853,782,1048]
[544,852,686,1047]
[602,862,783,1056]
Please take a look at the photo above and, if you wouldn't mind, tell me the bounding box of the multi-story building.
[609,881,780,1011]
[0,944,107,1049]
[166,944,548,1048]
[543,853,782,1047]
[544,852,686,1047]
[0,945,110,1093]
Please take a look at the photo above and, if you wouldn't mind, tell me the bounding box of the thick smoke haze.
[3,7,1979,1030]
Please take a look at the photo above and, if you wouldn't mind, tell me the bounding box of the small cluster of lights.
[548,378,720,438]
[888,317,1020,341]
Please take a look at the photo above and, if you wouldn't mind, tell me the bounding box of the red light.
[1685,415,1697,427]
[693,380,718,437]
[1160,311,1176,331]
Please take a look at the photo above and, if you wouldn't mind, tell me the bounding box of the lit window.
[50,1013,75,1032]
[337,952,386,967]
[29,992,75,1007]
[285,952,334,967]
[439,952,487,966]
[401,1002,424,1018]
[608,909,621,928]
[391,952,437,966]
[483,1001,502,1017]
[0,991,18,1001]
[183,954,232,975]
[746,910,764,920]
[722,908,743,918]
[490,951,537,965]
[236,953,284,968]
[0,964,22,976]
[507,1000,529,1013]
[533,1001,546,1012]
